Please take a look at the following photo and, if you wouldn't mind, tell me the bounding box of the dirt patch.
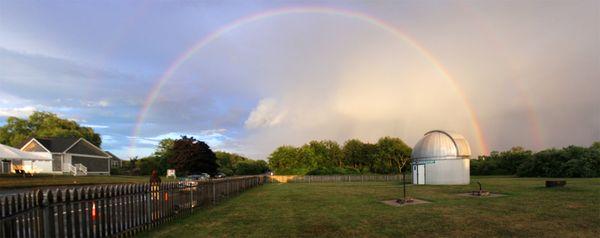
[457,193,506,198]
[381,198,431,207]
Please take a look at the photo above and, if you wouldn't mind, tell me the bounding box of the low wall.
[270,174,410,183]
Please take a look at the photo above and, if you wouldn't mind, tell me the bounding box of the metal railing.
[0,175,267,237]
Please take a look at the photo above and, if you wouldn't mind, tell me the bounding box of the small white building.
[0,143,52,174]
[412,130,472,185]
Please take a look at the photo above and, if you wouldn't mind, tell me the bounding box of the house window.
[52,154,62,171]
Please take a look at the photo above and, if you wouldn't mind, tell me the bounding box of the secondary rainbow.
[131,6,491,155]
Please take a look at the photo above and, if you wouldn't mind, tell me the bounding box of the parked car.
[188,173,210,181]
[179,173,211,188]
[214,172,226,179]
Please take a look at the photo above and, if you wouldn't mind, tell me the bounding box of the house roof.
[21,137,109,158]
[105,151,121,161]
[33,137,81,153]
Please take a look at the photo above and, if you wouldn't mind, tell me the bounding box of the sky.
[0,0,598,160]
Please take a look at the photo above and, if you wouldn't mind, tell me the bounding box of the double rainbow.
[133,6,501,156]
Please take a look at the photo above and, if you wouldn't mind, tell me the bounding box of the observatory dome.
[411,130,472,160]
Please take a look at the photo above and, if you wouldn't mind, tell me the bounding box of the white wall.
[22,152,57,174]
[413,158,470,185]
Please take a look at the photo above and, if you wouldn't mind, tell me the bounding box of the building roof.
[21,137,109,158]
[32,137,81,153]
[0,143,51,160]
[105,151,121,161]
[411,130,472,160]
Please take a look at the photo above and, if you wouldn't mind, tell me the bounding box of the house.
[20,137,111,175]
[105,151,123,168]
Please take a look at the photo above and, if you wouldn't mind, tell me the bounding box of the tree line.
[268,137,412,175]
[113,136,269,177]
[471,142,600,177]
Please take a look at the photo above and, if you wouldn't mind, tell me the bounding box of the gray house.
[20,137,111,175]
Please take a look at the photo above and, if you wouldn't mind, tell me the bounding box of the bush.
[109,167,127,175]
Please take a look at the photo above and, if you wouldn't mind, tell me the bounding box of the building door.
[412,165,418,184]
[413,164,426,184]
[417,164,426,184]
[52,154,62,172]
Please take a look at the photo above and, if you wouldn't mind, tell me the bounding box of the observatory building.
[411,130,472,185]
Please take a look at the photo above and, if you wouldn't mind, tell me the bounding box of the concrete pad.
[381,198,430,207]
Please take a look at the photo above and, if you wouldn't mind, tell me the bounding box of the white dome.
[411,130,472,160]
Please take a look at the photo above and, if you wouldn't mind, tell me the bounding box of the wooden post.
[42,190,54,238]
[34,190,43,237]
[145,183,151,230]
[212,181,216,205]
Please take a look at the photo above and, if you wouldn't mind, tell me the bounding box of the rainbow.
[131,6,491,155]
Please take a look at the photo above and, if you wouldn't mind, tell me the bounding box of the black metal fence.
[0,176,267,238]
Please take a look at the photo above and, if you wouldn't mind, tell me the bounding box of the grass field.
[139,176,600,237]
[0,175,176,189]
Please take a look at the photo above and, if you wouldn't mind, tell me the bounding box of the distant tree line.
[471,142,600,177]
[113,136,267,177]
[215,151,269,176]
[268,137,412,175]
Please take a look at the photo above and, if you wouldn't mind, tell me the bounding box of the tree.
[343,139,369,169]
[376,137,412,174]
[299,140,340,170]
[268,146,305,175]
[216,151,250,175]
[322,140,343,168]
[167,136,218,176]
[152,138,175,175]
[0,111,101,147]
[234,160,269,175]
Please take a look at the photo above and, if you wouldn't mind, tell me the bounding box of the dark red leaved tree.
[168,136,218,176]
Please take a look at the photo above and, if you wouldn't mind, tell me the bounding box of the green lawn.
[139,176,600,237]
[0,175,175,189]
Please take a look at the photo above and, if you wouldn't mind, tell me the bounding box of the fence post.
[212,181,216,205]
[42,190,54,238]
[34,190,43,237]
[64,189,73,238]
[145,183,151,230]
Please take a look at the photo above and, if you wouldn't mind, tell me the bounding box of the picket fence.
[0,176,267,238]
[270,174,411,183]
